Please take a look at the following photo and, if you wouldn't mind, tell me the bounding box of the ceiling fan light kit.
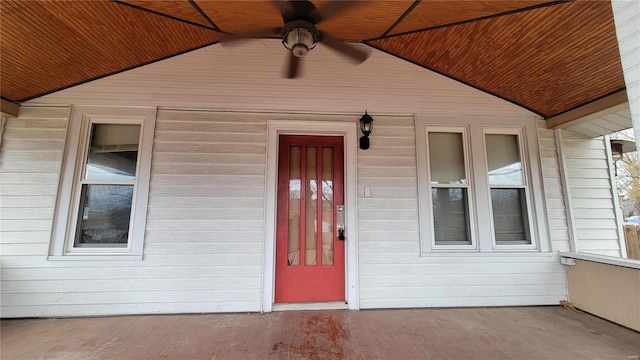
[216,1,369,78]
[281,20,319,58]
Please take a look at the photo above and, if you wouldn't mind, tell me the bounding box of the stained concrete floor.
[1,306,639,359]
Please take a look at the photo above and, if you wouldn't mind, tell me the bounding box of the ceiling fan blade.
[270,0,289,12]
[313,1,360,23]
[285,52,301,79]
[270,0,295,21]
[321,33,370,63]
[217,28,280,42]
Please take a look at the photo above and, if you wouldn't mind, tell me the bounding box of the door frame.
[263,119,359,312]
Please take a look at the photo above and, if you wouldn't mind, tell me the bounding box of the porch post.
[612,1,640,150]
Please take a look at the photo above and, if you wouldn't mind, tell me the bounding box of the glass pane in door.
[322,147,334,265]
[288,146,301,266]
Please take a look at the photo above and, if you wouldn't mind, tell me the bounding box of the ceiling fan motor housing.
[281,20,320,58]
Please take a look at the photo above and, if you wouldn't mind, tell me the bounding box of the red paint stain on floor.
[272,313,347,359]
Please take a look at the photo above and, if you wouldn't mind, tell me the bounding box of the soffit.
[565,106,633,138]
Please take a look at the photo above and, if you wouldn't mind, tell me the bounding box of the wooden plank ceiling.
[0,0,625,119]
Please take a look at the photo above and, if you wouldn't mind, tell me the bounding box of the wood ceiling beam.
[545,90,628,130]
[1,99,20,118]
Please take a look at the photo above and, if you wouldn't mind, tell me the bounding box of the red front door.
[275,135,345,303]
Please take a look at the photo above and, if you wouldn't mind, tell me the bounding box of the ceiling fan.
[220,0,370,78]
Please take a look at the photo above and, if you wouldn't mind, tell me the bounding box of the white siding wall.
[0,43,578,316]
[1,110,572,316]
[1,108,268,317]
[143,109,268,312]
[0,106,70,316]
[559,130,622,257]
[612,0,640,151]
[357,116,567,309]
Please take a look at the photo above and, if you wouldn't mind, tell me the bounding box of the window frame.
[416,116,549,255]
[483,127,537,250]
[424,126,477,251]
[50,106,156,260]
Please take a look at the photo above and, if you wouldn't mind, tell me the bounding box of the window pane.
[486,134,523,185]
[428,132,466,184]
[432,188,471,245]
[86,124,140,180]
[491,188,531,245]
[74,184,133,247]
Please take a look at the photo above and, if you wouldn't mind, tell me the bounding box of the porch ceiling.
[0,0,626,120]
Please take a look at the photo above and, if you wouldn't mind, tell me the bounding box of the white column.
[612,0,640,150]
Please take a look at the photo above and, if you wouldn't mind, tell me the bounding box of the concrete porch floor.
[1,306,639,360]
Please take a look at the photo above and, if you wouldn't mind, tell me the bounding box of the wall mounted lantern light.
[610,138,635,176]
[359,111,374,150]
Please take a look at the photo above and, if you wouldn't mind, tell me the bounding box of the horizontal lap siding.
[560,130,621,257]
[3,106,569,316]
[0,107,70,317]
[357,116,566,309]
[0,108,267,317]
[613,0,640,131]
[142,109,267,313]
[613,0,640,259]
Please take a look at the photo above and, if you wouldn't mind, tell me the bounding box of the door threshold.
[272,301,348,311]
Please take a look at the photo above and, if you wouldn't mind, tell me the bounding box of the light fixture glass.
[611,142,623,162]
[359,111,373,136]
[609,139,636,177]
[610,139,636,162]
[284,28,317,58]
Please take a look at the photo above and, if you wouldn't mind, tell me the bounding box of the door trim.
[263,119,359,312]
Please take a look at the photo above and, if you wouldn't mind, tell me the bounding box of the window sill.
[48,254,143,261]
[420,251,553,258]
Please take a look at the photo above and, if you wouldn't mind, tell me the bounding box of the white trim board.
[554,129,578,252]
[272,302,348,311]
[560,252,640,269]
[262,119,359,312]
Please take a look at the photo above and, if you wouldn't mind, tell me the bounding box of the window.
[74,123,139,248]
[416,116,547,254]
[485,130,533,247]
[426,128,475,249]
[50,107,156,260]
